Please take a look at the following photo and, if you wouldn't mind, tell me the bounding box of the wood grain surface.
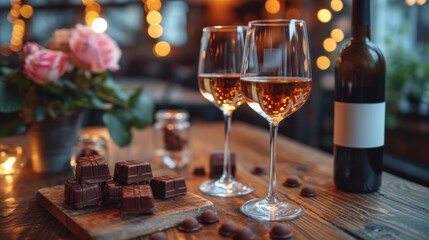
[36,185,214,240]
[1,121,429,240]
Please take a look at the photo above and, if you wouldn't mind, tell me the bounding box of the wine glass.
[240,19,312,220]
[197,25,254,197]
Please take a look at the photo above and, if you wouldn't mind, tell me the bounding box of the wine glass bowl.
[197,25,254,197]
[240,19,312,220]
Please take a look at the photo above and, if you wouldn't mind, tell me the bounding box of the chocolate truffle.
[121,184,155,215]
[114,160,153,184]
[64,179,102,209]
[193,166,206,176]
[210,152,236,179]
[270,223,293,239]
[150,175,187,199]
[198,209,218,224]
[300,186,317,197]
[233,226,256,240]
[149,231,167,240]
[177,217,202,232]
[283,176,301,188]
[251,164,267,175]
[75,155,111,184]
[218,220,238,237]
[103,180,122,202]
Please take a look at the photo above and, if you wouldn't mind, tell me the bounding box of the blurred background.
[1,0,428,185]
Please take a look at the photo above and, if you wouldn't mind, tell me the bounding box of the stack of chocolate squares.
[64,156,187,216]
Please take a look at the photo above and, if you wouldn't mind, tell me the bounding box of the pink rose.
[69,24,121,73]
[24,49,69,85]
[47,29,71,52]
[23,42,42,57]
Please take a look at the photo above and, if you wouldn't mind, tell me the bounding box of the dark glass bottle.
[333,0,386,193]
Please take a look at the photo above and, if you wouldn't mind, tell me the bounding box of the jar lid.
[156,109,189,121]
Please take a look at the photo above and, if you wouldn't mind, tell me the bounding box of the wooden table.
[1,121,429,239]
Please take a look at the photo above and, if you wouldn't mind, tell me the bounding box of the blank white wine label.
[334,102,385,148]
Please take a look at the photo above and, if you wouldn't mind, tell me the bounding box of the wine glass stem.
[220,111,233,184]
[266,122,279,203]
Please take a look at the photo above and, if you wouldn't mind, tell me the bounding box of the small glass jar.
[0,144,24,175]
[71,134,109,171]
[154,109,190,169]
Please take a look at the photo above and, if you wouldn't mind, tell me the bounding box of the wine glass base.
[240,198,304,221]
[199,179,254,197]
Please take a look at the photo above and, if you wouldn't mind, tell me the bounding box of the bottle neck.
[351,0,370,41]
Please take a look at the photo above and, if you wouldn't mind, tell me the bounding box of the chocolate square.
[150,175,187,199]
[64,179,102,209]
[114,160,153,184]
[209,152,236,179]
[75,155,111,184]
[103,180,123,202]
[121,184,155,215]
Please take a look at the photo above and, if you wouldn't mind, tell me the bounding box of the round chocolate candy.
[269,223,293,239]
[149,231,167,240]
[233,226,256,240]
[300,186,317,197]
[218,220,238,237]
[177,217,202,232]
[198,209,218,224]
[283,176,301,188]
[193,166,206,176]
[251,164,267,175]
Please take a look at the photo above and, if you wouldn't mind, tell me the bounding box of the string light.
[153,41,171,57]
[265,0,281,14]
[317,9,332,23]
[2,0,33,53]
[317,56,330,70]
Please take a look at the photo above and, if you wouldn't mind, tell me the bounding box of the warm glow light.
[153,41,171,57]
[317,56,330,70]
[14,19,25,27]
[145,0,162,11]
[85,11,99,25]
[417,0,427,5]
[82,0,95,5]
[1,157,16,171]
[0,44,12,56]
[86,2,101,13]
[330,0,343,12]
[323,38,337,52]
[406,0,417,5]
[265,0,281,14]
[148,24,163,38]
[20,4,33,18]
[91,17,108,33]
[286,8,300,19]
[9,43,22,52]
[10,4,20,18]
[317,9,332,23]
[146,10,162,25]
[331,28,345,42]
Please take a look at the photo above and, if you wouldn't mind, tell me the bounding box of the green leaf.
[102,112,131,147]
[0,112,27,136]
[0,79,22,113]
[130,94,154,129]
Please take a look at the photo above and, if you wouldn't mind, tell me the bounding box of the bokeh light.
[323,38,337,52]
[330,0,343,12]
[153,41,171,57]
[317,56,330,70]
[20,4,33,19]
[286,8,300,19]
[265,0,280,15]
[331,28,345,42]
[145,0,162,11]
[406,0,417,5]
[91,17,108,33]
[146,10,162,25]
[148,24,163,38]
[317,9,332,23]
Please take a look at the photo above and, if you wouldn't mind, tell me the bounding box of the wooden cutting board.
[36,185,215,240]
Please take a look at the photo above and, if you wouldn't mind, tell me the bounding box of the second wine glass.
[197,25,254,197]
[240,19,312,220]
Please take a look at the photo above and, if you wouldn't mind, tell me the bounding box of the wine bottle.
[333,0,386,193]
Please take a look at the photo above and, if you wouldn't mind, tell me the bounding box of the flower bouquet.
[0,24,154,147]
